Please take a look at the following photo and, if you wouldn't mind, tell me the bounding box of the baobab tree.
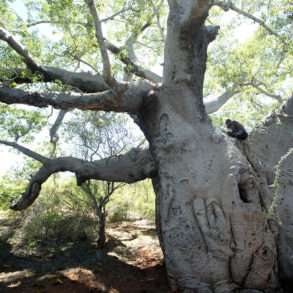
[0,0,292,292]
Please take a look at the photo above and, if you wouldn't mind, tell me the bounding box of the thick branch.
[213,1,281,40]
[0,80,152,113]
[248,93,293,182]
[204,88,239,113]
[8,148,156,210]
[163,0,214,89]
[85,0,112,83]
[0,67,109,92]
[43,66,109,92]
[0,28,109,92]
[167,0,209,27]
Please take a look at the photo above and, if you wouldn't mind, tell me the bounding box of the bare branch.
[105,40,162,83]
[68,54,98,72]
[150,0,165,41]
[26,20,86,28]
[204,88,239,114]
[49,110,67,143]
[0,140,49,164]
[0,27,41,72]
[118,7,164,83]
[249,82,282,102]
[9,148,156,210]
[0,80,152,113]
[213,1,282,40]
[100,6,131,23]
[85,0,112,83]
[43,66,109,92]
[204,80,282,114]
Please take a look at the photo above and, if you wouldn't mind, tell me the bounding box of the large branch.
[164,0,217,87]
[248,93,293,183]
[0,80,152,113]
[0,27,109,92]
[204,88,239,114]
[85,0,112,83]
[167,0,209,27]
[213,1,282,40]
[0,143,156,210]
[43,66,109,92]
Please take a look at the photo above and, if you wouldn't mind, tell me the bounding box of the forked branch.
[106,41,162,83]
[213,1,282,40]
[0,27,110,92]
[0,139,156,210]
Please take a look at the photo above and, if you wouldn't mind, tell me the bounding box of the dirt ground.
[0,213,170,293]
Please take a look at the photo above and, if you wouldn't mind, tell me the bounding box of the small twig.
[0,140,49,163]
[100,6,131,23]
[213,1,283,41]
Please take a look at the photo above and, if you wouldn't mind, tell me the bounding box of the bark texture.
[248,95,293,185]
[274,149,293,291]
[137,1,279,291]
[140,83,278,292]
[1,1,292,292]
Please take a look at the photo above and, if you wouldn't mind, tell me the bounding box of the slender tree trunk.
[97,209,106,249]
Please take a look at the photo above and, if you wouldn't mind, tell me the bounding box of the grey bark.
[274,149,293,291]
[134,1,279,291]
[248,94,293,184]
[1,1,292,292]
[1,144,155,210]
[0,80,153,113]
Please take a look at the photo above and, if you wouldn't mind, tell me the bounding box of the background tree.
[0,0,292,292]
[64,111,131,249]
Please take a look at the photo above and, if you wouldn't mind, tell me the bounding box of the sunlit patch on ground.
[0,220,169,292]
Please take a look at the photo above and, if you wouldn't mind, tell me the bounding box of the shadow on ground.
[0,221,169,293]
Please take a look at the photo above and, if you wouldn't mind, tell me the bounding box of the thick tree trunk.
[274,149,293,292]
[141,84,278,292]
[137,2,281,291]
[2,1,292,292]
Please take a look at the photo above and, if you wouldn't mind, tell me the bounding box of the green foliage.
[21,211,96,245]
[0,105,46,142]
[206,0,292,125]
[109,180,155,221]
[0,0,291,248]
[0,177,26,209]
